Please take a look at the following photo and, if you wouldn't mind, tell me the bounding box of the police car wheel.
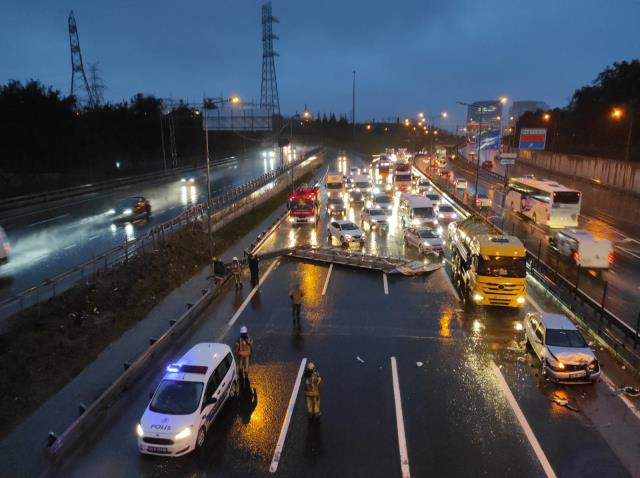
[196,427,207,449]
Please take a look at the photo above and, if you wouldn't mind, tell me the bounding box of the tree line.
[511,60,639,161]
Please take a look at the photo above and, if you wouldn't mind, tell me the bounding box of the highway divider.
[415,163,640,376]
[45,152,324,462]
[0,148,323,325]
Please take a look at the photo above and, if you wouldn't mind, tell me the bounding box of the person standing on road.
[235,326,254,379]
[247,253,260,287]
[231,257,242,290]
[289,282,304,326]
[303,362,322,420]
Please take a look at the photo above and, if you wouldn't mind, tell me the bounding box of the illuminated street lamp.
[458,96,508,203]
[611,106,634,162]
[543,112,551,121]
[202,95,241,273]
[366,124,372,131]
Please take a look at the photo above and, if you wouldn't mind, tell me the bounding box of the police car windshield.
[545,329,588,348]
[150,380,204,415]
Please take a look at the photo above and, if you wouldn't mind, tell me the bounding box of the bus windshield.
[478,256,526,278]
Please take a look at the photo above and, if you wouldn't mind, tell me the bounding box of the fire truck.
[288,184,320,225]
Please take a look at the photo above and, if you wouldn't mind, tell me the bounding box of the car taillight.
[608,252,614,264]
[573,251,580,262]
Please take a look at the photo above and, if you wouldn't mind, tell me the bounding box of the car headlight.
[438,213,444,219]
[136,423,144,438]
[189,178,195,183]
[434,219,438,225]
[588,360,598,370]
[107,208,116,215]
[123,208,133,216]
[473,293,484,302]
[412,218,420,225]
[174,426,192,440]
[516,297,525,304]
[452,213,457,219]
[289,217,295,223]
[546,358,565,371]
[181,178,186,182]
[329,205,334,210]
[344,234,352,239]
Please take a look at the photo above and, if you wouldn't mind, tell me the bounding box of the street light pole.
[203,108,214,275]
[625,113,634,162]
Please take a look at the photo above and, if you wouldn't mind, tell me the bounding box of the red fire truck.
[288,184,320,225]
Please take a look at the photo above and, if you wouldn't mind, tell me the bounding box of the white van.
[0,226,9,265]
[549,229,613,269]
[137,343,237,456]
[400,195,438,229]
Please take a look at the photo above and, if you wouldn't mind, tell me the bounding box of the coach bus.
[505,177,581,228]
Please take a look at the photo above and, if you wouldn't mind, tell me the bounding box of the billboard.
[203,105,272,131]
[519,128,547,150]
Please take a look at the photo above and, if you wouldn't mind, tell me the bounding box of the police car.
[136,343,238,456]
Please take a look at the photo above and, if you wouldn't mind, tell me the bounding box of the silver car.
[403,227,445,255]
[524,312,600,384]
[361,208,388,231]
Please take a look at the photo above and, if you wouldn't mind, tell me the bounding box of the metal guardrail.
[0,148,323,323]
[416,163,640,372]
[44,160,309,461]
[0,155,241,214]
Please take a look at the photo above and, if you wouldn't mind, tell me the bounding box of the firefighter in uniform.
[303,362,322,419]
[235,326,253,378]
[231,257,242,290]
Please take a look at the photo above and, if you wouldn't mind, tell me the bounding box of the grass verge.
[0,170,314,438]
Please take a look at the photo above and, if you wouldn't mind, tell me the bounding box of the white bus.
[505,177,581,228]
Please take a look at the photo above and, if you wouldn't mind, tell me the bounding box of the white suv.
[137,343,237,456]
[524,313,600,384]
[328,220,365,246]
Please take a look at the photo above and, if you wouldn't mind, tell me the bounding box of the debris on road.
[551,393,580,412]
[416,361,424,367]
[613,386,640,397]
[356,356,365,363]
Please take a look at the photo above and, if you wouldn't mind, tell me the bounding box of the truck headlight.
[516,297,525,304]
[473,293,484,302]
[136,423,144,437]
[174,426,192,440]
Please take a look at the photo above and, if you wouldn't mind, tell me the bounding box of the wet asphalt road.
[41,154,639,478]
[439,157,640,330]
[0,148,310,301]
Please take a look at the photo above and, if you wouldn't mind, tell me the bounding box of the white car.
[454,178,468,190]
[371,193,393,213]
[349,166,360,175]
[361,208,389,230]
[404,227,445,255]
[475,192,492,208]
[180,170,207,183]
[524,313,600,384]
[0,226,9,265]
[328,220,365,246]
[137,343,237,456]
[437,204,457,222]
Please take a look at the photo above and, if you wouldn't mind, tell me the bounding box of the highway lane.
[43,153,637,478]
[440,157,640,330]
[0,146,312,301]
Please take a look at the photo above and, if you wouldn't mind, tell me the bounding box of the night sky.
[2,0,639,127]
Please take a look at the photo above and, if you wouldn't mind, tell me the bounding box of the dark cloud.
[1,0,638,127]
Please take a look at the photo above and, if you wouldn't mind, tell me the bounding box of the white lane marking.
[227,258,280,328]
[616,246,640,260]
[390,357,411,478]
[490,361,557,478]
[600,373,640,422]
[269,358,307,473]
[28,213,70,227]
[441,268,461,301]
[383,273,389,295]
[63,243,77,251]
[527,293,544,314]
[88,234,100,241]
[321,263,333,296]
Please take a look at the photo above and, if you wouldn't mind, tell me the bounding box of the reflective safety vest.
[236,337,252,357]
[304,373,321,397]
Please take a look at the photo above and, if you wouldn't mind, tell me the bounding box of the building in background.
[466,101,503,133]
[508,100,550,124]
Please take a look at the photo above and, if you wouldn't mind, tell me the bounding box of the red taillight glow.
[608,252,614,264]
[573,251,580,262]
